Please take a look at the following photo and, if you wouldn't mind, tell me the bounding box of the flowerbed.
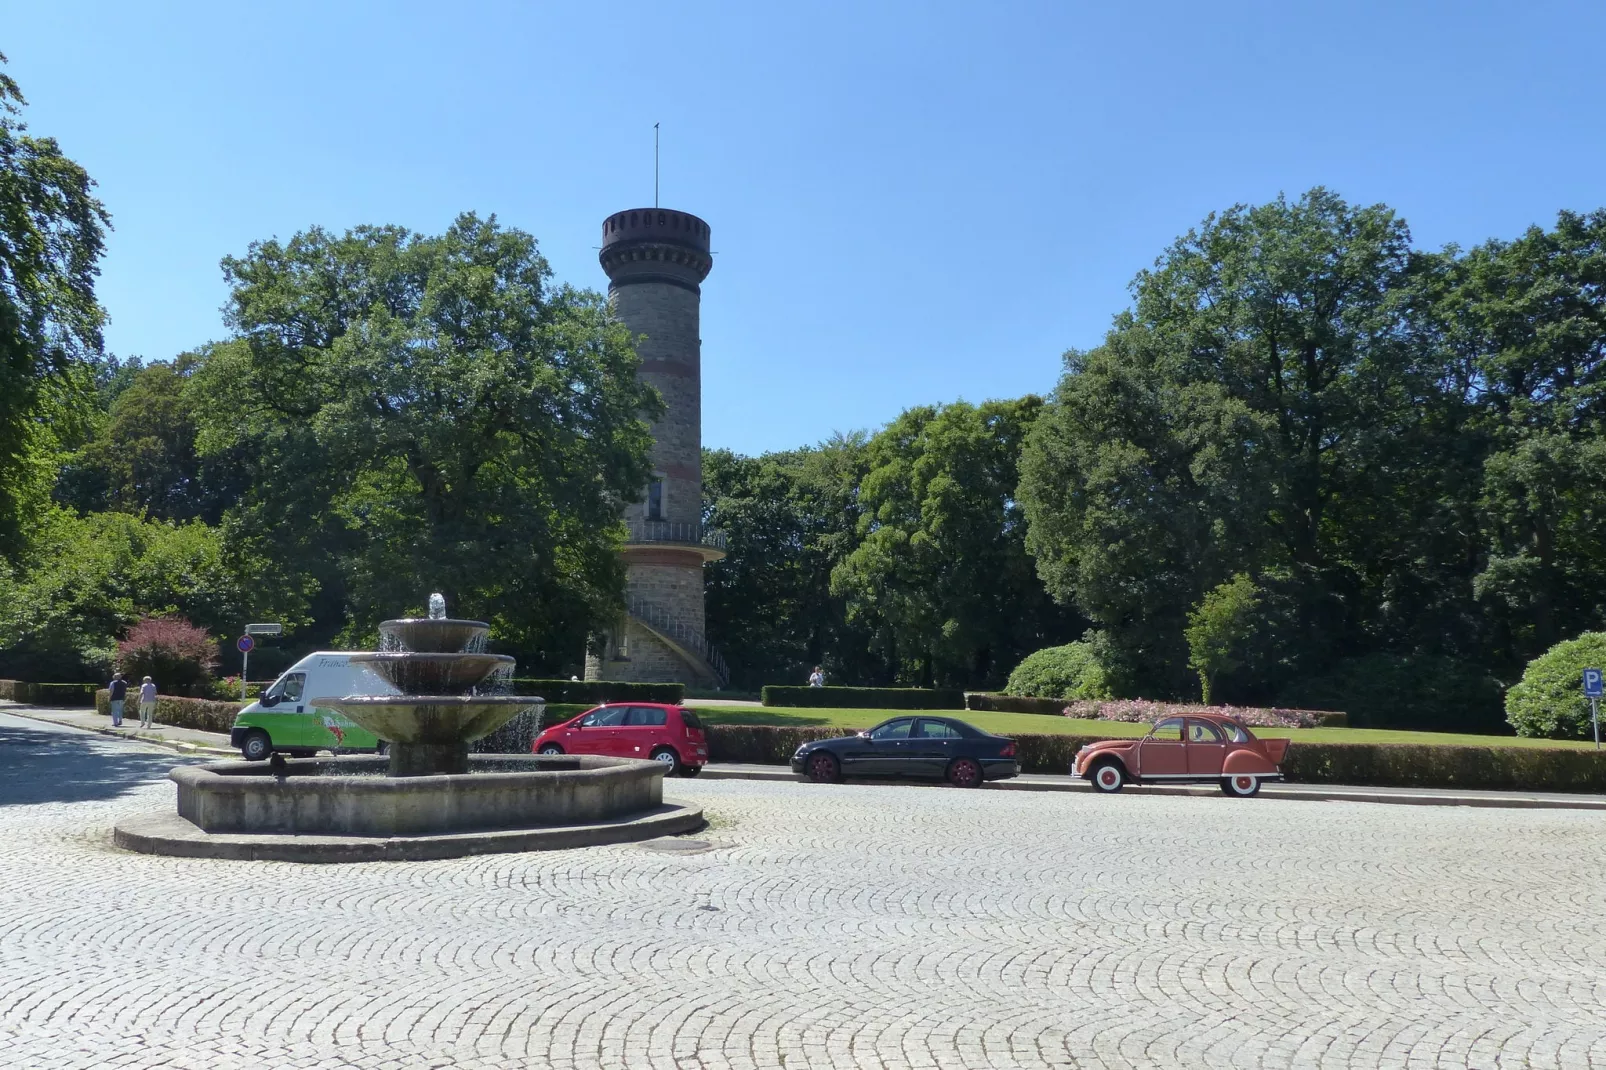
[1062,699,1346,729]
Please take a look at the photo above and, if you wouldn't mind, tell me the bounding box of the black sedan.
[789,716,1019,788]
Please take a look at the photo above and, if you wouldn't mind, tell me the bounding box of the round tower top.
[599,208,713,288]
[601,208,711,255]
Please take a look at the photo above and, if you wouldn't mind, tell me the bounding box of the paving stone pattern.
[3,721,1606,1068]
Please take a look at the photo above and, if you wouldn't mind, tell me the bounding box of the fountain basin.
[350,652,515,693]
[379,617,490,654]
[171,754,664,837]
[314,694,544,776]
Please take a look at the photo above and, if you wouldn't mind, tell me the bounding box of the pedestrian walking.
[138,676,158,729]
[106,668,126,726]
[808,666,826,688]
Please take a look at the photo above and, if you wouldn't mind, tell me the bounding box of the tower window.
[646,478,665,520]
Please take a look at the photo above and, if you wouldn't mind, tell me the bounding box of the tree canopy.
[0,53,109,556]
[184,214,662,661]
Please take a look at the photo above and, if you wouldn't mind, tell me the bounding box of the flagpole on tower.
[654,122,660,208]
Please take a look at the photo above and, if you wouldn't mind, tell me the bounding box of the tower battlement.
[600,209,713,290]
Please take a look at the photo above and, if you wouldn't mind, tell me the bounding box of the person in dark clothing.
[107,672,128,727]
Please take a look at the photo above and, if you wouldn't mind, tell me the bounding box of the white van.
[229,652,398,760]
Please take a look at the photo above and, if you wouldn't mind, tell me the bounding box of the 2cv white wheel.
[1090,761,1126,794]
[1221,774,1261,797]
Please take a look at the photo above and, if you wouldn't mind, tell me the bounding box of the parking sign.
[1585,669,1603,697]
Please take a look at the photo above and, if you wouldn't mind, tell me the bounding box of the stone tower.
[584,207,728,687]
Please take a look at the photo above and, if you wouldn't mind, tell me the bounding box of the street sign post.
[1585,669,1603,750]
[237,635,255,701]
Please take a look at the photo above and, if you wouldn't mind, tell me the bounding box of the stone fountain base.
[112,754,704,862]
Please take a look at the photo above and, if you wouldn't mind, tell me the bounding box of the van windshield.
[269,673,306,702]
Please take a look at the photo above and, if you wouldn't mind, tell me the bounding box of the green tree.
[0,54,109,556]
[1184,574,1261,704]
[1431,211,1606,660]
[186,214,661,666]
[56,355,247,523]
[702,436,878,688]
[0,507,295,679]
[831,397,1079,688]
[1020,188,1473,696]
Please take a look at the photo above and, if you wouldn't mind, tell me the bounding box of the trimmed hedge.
[0,681,98,705]
[95,689,245,733]
[32,683,98,706]
[705,724,856,764]
[966,692,1069,716]
[761,686,966,709]
[699,725,1606,792]
[509,679,684,705]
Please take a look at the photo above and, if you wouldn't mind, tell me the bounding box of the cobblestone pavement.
[3,714,1606,1069]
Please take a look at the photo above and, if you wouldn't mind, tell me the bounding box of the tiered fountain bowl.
[325,614,534,777]
[111,600,705,862]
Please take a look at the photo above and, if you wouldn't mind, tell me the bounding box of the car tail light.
[1000,742,1017,758]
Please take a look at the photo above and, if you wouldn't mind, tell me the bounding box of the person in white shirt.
[808,667,825,688]
[138,676,158,728]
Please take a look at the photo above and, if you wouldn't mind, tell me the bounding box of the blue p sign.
[1584,669,1603,697]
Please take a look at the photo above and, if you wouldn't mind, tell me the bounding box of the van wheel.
[240,730,271,762]
[375,741,389,756]
[649,747,681,775]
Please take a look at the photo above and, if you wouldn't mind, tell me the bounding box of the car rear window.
[678,709,702,729]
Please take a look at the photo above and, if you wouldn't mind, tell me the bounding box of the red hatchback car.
[531,702,709,776]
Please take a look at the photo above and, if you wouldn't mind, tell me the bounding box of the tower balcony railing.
[624,520,728,552]
[626,598,730,687]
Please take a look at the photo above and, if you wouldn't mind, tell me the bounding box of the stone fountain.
[329,593,533,777]
[112,595,705,862]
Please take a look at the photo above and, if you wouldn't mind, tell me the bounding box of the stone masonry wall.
[612,280,702,528]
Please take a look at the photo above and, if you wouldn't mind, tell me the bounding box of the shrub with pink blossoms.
[1062,698,1338,729]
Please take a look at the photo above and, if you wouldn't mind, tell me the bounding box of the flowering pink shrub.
[1063,698,1337,729]
[116,616,219,698]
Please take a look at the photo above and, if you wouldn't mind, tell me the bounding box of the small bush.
[1506,633,1606,739]
[761,686,965,709]
[508,679,684,705]
[966,692,1070,716]
[117,616,219,698]
[1003,642,1111,701]
[1279,654,1506,732]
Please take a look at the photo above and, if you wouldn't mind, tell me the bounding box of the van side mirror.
[260,692,279,708]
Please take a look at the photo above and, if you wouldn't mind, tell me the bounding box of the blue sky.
[7,1,1605,456]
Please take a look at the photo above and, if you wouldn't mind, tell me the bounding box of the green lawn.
[695,706,1604,751]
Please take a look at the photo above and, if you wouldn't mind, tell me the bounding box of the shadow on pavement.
[0,718,191,807]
